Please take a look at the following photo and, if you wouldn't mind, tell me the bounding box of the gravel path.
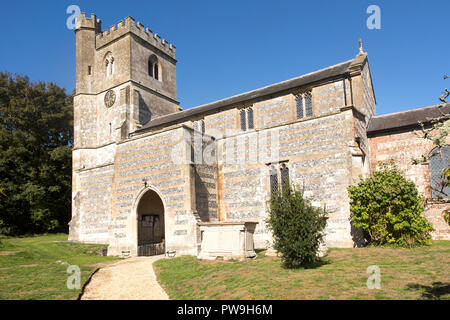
[80,255,169,300]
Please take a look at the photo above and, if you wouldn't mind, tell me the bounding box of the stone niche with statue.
[197,221,258,260]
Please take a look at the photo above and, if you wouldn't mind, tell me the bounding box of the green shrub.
[444,209,450,225]
[266,182,328,268]
[348,161,434,247]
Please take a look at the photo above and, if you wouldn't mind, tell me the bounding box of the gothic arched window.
[429,146,450,199]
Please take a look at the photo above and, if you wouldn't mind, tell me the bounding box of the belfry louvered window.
[429,146,450,199]
[296,90,313,119]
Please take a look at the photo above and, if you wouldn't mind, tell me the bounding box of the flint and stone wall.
[203,78,368,248]
[70,164,114,243]
[368,128,450,240]
[107,127,198,256]
[72,15,382,253]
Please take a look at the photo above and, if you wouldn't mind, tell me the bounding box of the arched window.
[149,55,161,80]
[105,52,114,78]
[429,146,450,199]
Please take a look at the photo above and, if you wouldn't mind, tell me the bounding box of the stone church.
[69,13,450,258]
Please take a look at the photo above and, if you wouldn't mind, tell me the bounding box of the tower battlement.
[75,13,101,33]
[95,16,176,60]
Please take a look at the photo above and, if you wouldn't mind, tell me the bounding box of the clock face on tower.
[104,89,116,108]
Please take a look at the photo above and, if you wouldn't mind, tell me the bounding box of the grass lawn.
[154,241,450,300]
[0,233,118,300]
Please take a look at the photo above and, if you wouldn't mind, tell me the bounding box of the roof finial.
[358,38,364,54]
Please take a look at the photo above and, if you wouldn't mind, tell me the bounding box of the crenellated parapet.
[96,16,176,60]
[75,13,102,33]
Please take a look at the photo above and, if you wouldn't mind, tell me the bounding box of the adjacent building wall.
[368,128,450,240]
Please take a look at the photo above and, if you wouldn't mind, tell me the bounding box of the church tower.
[74,13,179,150]
[70,13,180,242]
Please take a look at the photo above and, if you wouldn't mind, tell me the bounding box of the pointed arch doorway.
[136,189,165,256]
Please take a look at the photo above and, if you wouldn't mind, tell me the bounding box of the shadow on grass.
[254,249,266,254]
[281,258,331,270]
[406,282,450,300]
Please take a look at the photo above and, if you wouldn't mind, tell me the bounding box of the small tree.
[348,161,434,247]
[266,182,328,268]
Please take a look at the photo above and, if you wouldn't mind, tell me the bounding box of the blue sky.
[0,0,448,115]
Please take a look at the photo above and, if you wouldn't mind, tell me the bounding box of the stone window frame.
[148,54,162,81]
[267,160,290,197]
[295,89,313,120]
[104,52,115,78]
[239,106,255,131]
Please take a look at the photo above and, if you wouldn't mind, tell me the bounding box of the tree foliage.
[266,182,328,268]
[0,72,73,235]
[348,162,434,247]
